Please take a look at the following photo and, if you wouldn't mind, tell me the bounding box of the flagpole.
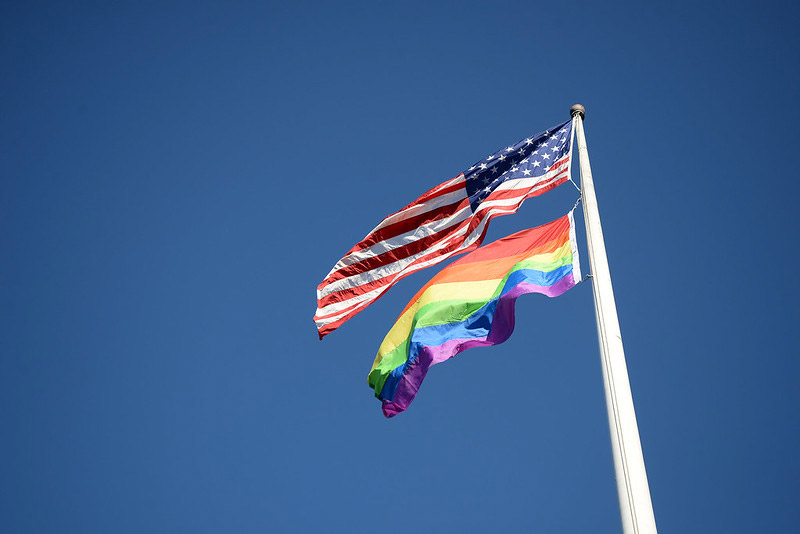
[570,104,657,534]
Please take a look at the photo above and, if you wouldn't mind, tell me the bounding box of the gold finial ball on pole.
[570,104,586,119]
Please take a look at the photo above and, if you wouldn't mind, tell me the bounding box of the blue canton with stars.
[464,119,572,211]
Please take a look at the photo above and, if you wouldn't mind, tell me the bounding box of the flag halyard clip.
[571,195,583,213]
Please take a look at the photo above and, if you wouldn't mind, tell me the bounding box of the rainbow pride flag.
[368,212,582,417]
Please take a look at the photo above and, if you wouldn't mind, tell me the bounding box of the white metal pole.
[570,104,657,534]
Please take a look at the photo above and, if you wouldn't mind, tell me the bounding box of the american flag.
[315,118,574,338]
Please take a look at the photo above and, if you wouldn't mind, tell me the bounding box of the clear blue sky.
[2,1,798,532]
